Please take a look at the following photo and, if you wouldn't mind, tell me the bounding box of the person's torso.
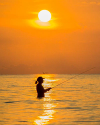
[36,84,44,97]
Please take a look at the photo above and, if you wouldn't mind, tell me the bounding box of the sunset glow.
[0,0,100,74]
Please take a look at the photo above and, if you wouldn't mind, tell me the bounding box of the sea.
[0,74,100,125]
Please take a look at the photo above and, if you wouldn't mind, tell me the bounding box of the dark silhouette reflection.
[35,77,51,98]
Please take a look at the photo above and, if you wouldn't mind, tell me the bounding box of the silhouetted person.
[35,76,51,98]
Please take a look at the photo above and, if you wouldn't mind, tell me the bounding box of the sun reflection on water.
[34,103,56,125]
[34,99,56,125]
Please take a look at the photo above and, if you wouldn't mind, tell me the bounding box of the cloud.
[82,2,87,4]
[90,2,97,4]
[82,1,100,5]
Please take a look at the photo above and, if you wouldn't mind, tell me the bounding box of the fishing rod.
[51,67,95,89]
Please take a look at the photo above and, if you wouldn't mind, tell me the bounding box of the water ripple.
[4,101,20,103]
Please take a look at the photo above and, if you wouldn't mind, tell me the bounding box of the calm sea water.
[0,74,100,125]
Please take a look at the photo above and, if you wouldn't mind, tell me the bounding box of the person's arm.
[44,88,52,93]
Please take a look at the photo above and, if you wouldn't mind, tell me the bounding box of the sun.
[38,10,51,22]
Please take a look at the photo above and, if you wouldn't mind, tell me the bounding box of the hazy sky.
[0,0,100,74]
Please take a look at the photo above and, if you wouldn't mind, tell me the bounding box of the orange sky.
[0,0,100,74]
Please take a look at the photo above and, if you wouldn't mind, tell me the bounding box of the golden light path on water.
[34,74,58,125]
[34,102,56,125]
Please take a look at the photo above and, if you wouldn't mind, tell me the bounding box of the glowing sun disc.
[38,10,51,22]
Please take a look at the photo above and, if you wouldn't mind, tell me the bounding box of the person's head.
[35,76,44,84]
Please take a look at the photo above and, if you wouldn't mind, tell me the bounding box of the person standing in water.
[35,76,51,98]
